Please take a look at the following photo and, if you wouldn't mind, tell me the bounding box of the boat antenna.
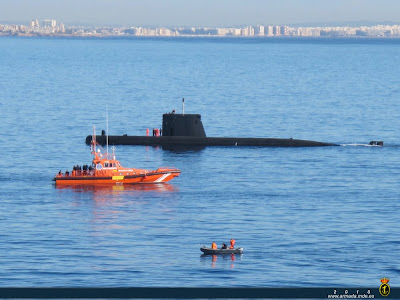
[106,106,109,156]
[182,97,185,115]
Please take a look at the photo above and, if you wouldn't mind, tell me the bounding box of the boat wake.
[341,140,383,147]
[340,143,382,147]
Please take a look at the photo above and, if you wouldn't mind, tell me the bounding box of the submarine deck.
[85,135,338,147]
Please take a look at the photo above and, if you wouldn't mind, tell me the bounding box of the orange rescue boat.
[53,128,181,185]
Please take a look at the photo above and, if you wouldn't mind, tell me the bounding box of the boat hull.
[200,247,243,255]
[53,170,180,185]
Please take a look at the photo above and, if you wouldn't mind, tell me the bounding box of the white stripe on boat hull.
[155,173,170,183]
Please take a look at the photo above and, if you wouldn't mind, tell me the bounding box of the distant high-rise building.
[43,19,56,28]
[257,25,265,36]
[147,29,156,36]
[217,28,230,36]
[59,23,65,33]
[234,28,241,36]
[30,19,39,28]
[157,27,172,36]
[280,26,289,36]
[273,25,281,36]
[311,29,321,37]
[248,26,255,36]
[136,27,143,35]
[266,25,274,36]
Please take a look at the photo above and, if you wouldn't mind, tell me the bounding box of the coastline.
[2,34,400,40]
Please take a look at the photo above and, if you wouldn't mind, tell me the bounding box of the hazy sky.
[1,0,400,27]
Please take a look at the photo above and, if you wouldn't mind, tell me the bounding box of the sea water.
[0,37,399,287]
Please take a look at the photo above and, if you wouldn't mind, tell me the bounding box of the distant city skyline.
[3,18,400,38]
[1,0,400,27]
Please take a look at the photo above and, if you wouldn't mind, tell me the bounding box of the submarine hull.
[85,135,338,147]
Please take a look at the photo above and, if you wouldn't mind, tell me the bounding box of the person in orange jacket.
[211,241,217,249]
[230,238,236,249]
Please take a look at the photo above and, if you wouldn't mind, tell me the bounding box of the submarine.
[85,112,337,147]
[86,100,339,147]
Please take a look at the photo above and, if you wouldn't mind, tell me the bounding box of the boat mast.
[106,106,109,157]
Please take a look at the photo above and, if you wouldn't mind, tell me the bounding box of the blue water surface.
[0,37,399,287]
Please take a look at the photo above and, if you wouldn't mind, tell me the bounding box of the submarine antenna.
[182,98,185,115]
[92,125,96,153]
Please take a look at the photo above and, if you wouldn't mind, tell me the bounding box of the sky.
[1,0,400,27]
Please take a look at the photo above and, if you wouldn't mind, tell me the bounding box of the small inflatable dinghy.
[200,247,243,255]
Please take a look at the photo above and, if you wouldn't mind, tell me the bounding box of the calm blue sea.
[0,37,399,287]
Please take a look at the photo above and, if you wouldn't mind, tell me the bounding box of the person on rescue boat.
[211,241,217,249]
[221,243,227,249]
[230,238,236,249]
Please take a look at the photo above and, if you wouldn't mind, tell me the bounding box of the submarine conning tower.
[162,113,206,137]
